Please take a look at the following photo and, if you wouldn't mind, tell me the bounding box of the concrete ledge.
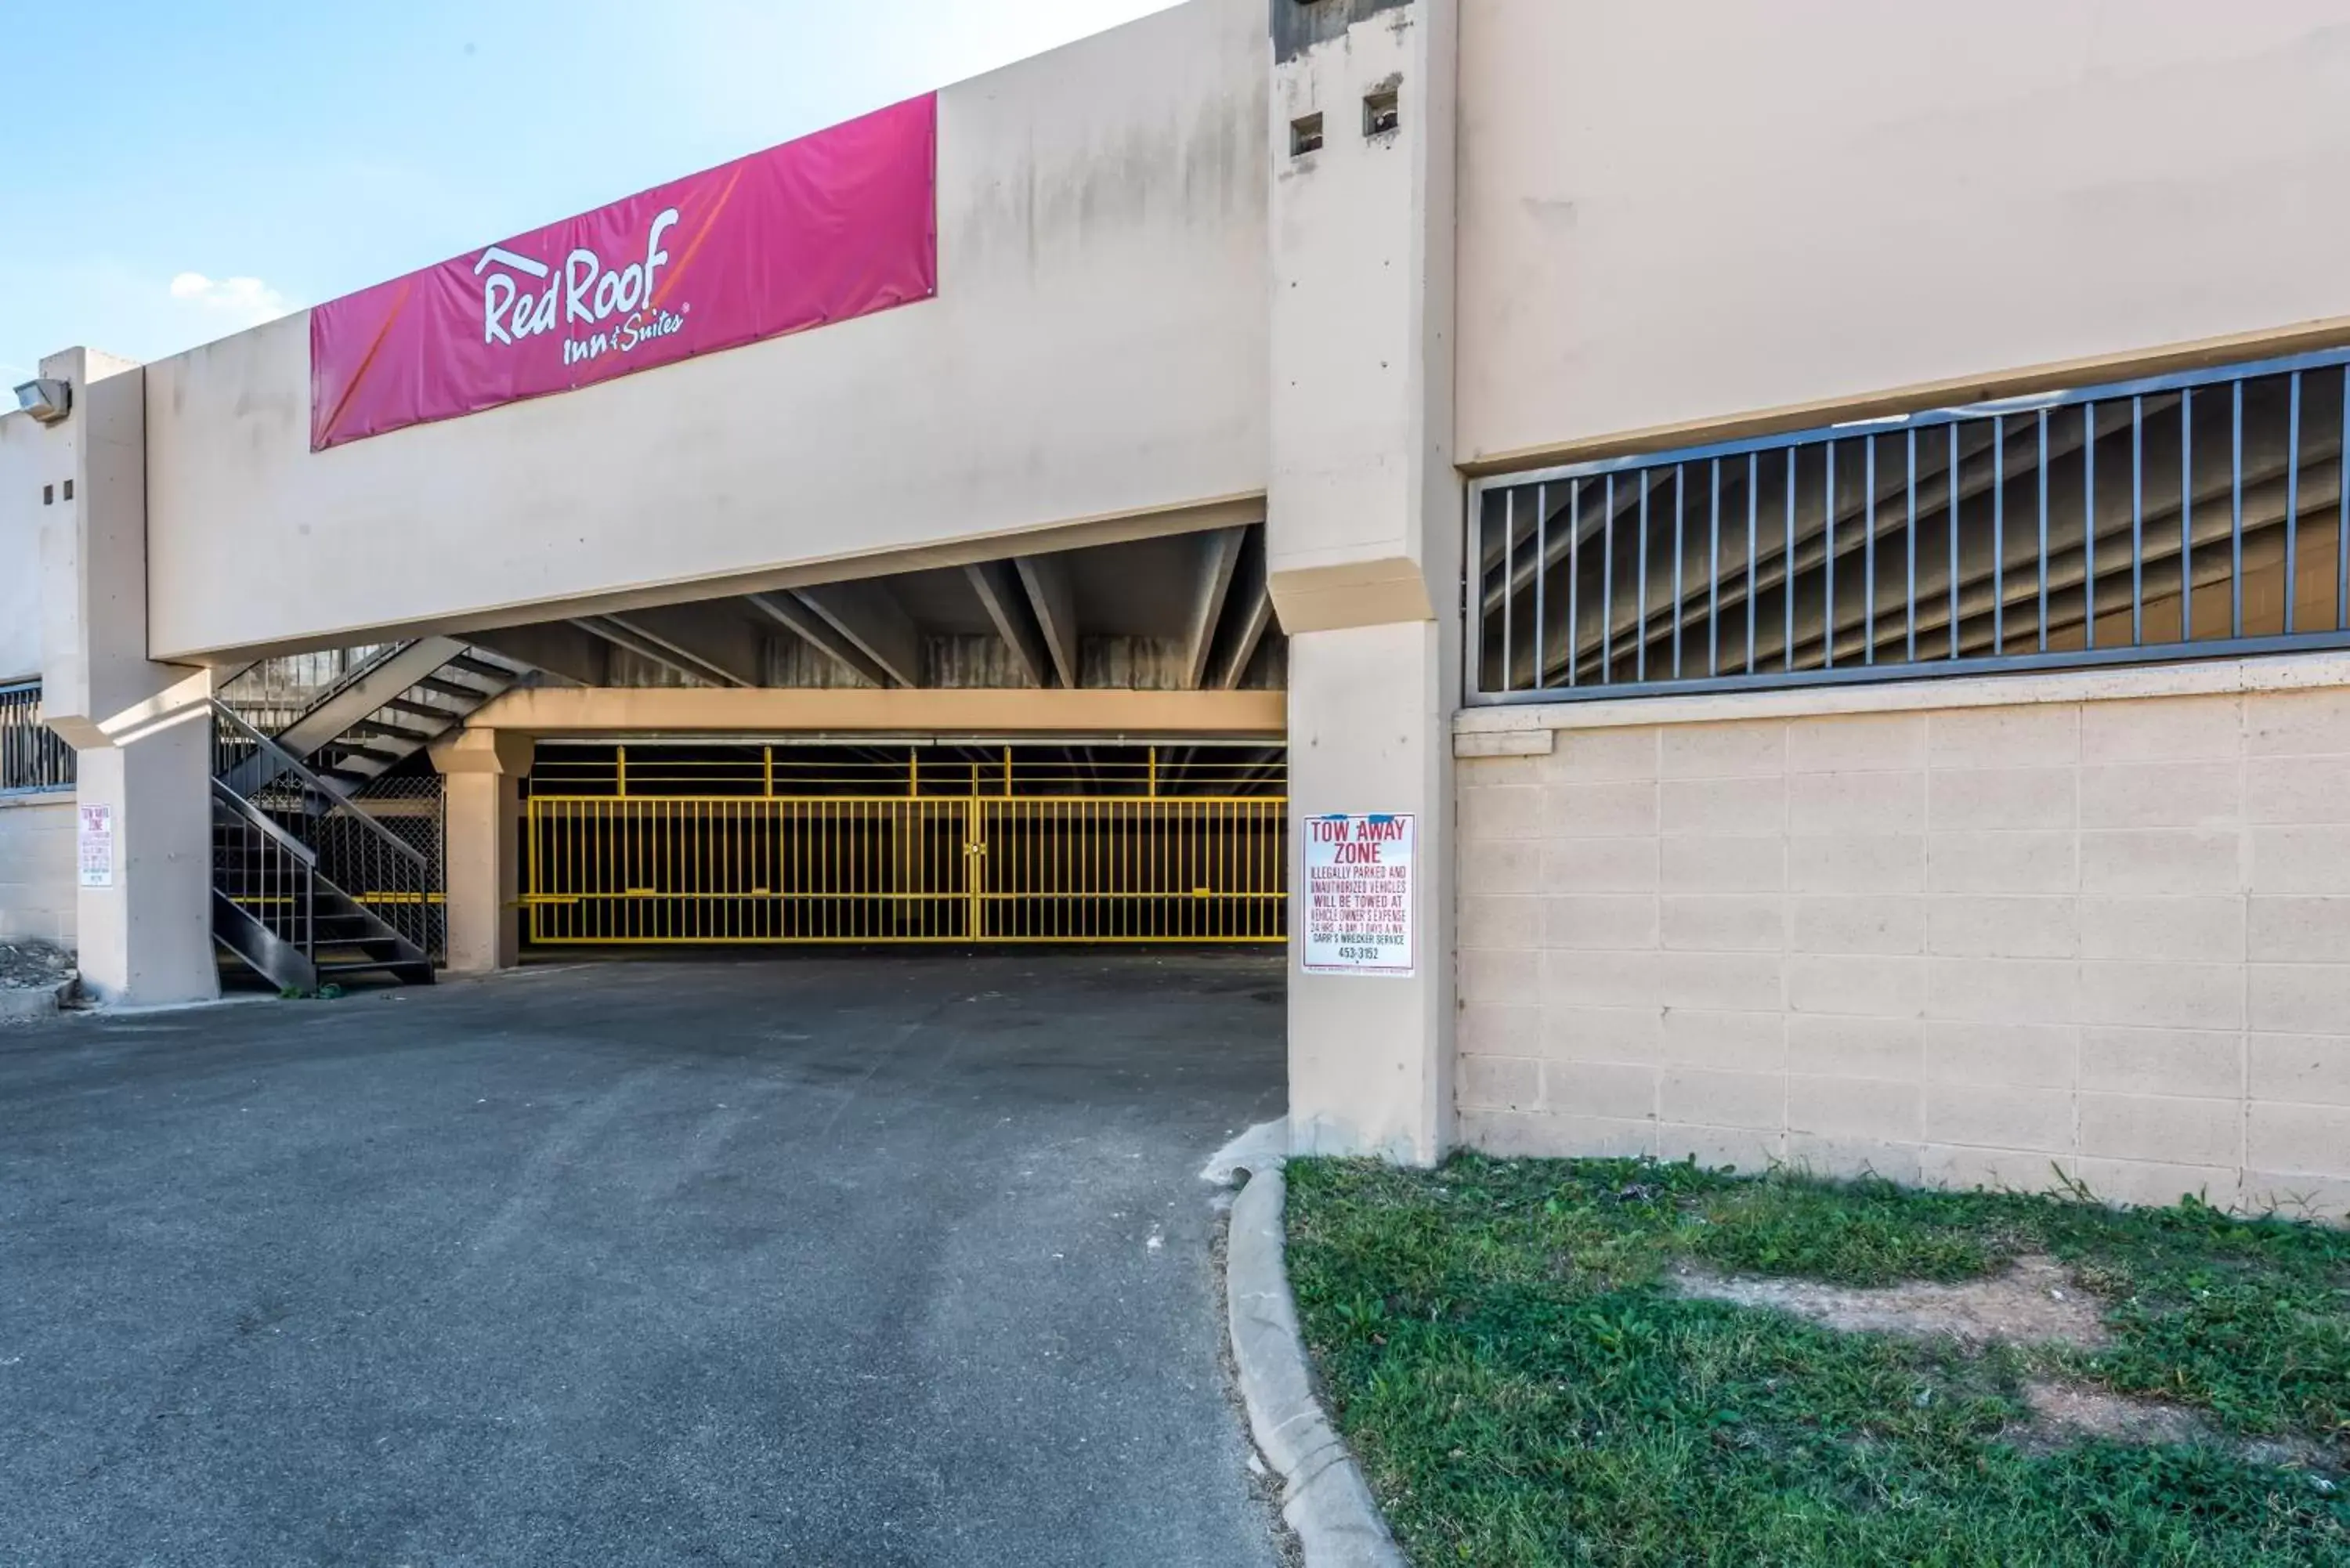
[1455,647,2350,743]
[0,789,76,811]
[1454,727,1554,758]
[0,978,76,1021]
[1226,1157,1407,1568]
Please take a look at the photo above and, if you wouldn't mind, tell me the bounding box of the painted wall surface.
[0,794,75,948]
[1266,0,1463,1164]
[1266,0,1459,634]
[1455,684,2350,1216]
[141,0,1267,662]
[1456,0,2350,465]
[0,410,49,681]
[1289,620,1456,1164]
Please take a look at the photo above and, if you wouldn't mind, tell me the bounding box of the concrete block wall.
[1455,681,2350,1216]
[0,793,77,948]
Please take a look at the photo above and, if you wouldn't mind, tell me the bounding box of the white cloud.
[167,272,296,326]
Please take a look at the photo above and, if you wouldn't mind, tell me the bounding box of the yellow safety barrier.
[524,795,1288,945]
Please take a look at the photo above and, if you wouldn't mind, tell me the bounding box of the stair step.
[385,696,460,721]
[348,720,437,744]
[418,675,493,701]
[316,959,436,983]
[331,742,403,764]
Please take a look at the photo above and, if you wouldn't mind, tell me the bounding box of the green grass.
[1285,1156,2350,1567]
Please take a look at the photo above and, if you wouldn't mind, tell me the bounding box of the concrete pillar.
[1267,0,1460,1163]
[430,729,532,974]
[31,348,220,1006]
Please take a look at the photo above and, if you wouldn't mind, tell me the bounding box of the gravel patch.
[0,940,75,992]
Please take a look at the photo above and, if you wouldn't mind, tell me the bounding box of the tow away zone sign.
[1303,813,1415,977]
[78,804,115,889]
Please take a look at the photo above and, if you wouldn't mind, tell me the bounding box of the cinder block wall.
[1455,683,2350,1216]
[0,794,76,948]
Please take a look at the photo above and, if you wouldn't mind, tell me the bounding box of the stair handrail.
[233,640,419,736]
[209,702,429,875]
[208,777,318,866]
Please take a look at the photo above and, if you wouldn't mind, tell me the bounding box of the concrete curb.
[1225,1157,1409,1568]
[0,977,76,1021]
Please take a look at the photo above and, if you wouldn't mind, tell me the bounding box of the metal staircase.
[210,705,436,990]
[223,638,533,799]
[208,639,533,991]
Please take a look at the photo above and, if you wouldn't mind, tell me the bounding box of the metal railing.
[210,703,440,959]
[341,773,448,960]
[526,794,1289,945]
[212,781,319,974]
[214,643,399,735]
[1,681,74,793]
[1468,349,2350,703]
[526,742,1289,800]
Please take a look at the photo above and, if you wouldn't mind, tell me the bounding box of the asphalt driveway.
[0,952,1289,1566]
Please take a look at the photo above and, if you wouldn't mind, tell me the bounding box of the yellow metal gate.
[525,794,1287,945]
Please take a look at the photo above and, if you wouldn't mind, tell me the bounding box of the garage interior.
[208,522,1289,987]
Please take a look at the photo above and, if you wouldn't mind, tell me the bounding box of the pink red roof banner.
[310,95,937,451]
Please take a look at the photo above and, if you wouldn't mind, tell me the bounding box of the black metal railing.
[215,643,400,735]
[212,782,318,974]
[1,681,74,793]
[210,703,439,959]
[1470,349,2350,703]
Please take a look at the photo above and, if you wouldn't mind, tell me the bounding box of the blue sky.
[1,1,1180,384]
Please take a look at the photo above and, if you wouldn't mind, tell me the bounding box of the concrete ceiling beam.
[1181,526,1251,689]
[743,592,892,688]
[464,684,1287,738]
[1213,530,1276,690]
[567,616,724,688]
[793,580,924,689]
[1014,554,1080,690]
[964,560,1053,688]
[615,604,768,688]
[469,623,608,687]
[1217,591,1275,691]
[598,612,759,688]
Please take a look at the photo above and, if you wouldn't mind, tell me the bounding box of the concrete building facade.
[8,0,2350,1208]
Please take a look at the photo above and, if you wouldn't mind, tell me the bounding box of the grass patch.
[1285,1156,2350,1566]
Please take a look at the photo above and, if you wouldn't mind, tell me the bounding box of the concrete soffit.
[164,493,1270,669]
[471,517,1282,703]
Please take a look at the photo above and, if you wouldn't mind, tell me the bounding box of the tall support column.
[31,348,220,1006]
[431,730,532,974]
[1268,0,1461,1163]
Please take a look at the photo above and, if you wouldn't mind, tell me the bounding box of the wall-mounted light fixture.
[13,378,70,425]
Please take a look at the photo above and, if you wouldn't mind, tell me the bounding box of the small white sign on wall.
[1303,813,1415,977]
[78,804,115,889]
